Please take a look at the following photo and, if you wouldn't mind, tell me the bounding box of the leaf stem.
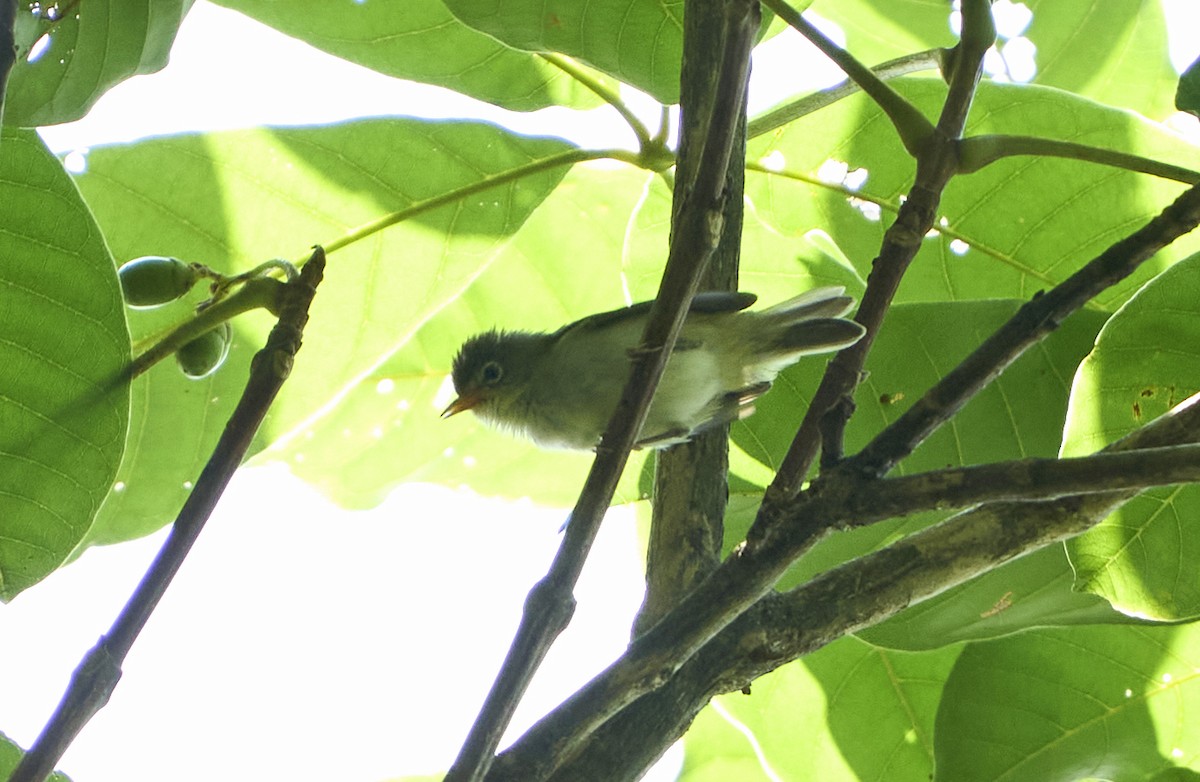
[540,52,655,151]
[960,134,1200,183]
[304,147,640,264]
[747,49,944,139]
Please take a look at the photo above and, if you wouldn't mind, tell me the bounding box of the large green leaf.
[5,0,192,127]
[748,79,1200,310]
[935,624,1200,781]
[210,0,612,112]
[1061,254,1200,621]
[0,129,129,599]
[1022,0,1176,119]
[74,118,575,543]
[442,0,684,103]
[680,637,959,782]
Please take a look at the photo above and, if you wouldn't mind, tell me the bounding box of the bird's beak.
[441,392,482,418]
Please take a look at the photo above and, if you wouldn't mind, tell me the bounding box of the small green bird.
[443,287,866,450]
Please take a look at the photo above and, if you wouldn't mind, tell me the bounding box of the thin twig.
[747,49,944,139]
[306,147,635,265]
[1,0,16,126]
[9,248,326,782]
[443,3,761,781]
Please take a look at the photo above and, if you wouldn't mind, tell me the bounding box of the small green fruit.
[119,256,199,308]
[176,322,232,379]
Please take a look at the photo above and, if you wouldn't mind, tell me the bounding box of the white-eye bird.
[442,286,866,450]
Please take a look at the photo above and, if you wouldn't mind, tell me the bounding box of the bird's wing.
[550,292,758,340]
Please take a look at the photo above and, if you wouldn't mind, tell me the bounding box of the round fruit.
[118,256,199,308]
[176,322,232,379]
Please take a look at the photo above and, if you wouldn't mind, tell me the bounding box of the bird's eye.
[480,361,503,385]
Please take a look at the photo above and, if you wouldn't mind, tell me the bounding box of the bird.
[442,286,866,450]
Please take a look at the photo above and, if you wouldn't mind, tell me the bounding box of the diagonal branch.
[848,179,1200,479]
[9,248,326,782]
[763,0,995,504]
[442,2,761,780]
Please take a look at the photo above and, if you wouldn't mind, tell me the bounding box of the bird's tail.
[756,286,866,359]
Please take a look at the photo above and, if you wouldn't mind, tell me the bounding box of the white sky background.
[6,3,1200,782]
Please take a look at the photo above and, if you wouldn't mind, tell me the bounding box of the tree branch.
[635,0,747,638]
[490,393,1200,780]
[1,0,16,126]
[10,248,326,782]
[848,179,1200,478]
[763,0,995,503]
[443,2,761,780]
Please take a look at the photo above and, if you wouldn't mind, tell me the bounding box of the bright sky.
[7,2,1200,782]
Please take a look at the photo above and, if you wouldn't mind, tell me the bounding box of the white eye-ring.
[481,361,503,384]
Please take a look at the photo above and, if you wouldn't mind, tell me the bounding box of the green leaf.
[74,118,576,543]
[209,0,612,112]
[5,0,192,127]
[0,129,129,599]
[1061,255,1200,620]
[935,624,1200,781]
[1023,0,1177,119]
[748,79,1200,310]
[1177,55,1200,119]
[442,0,684,103]
[859,545,1127,650]
[680,638,959,781]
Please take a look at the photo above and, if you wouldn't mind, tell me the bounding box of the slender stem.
[126,277,285,380]
[540,52,654,151]
[10,249,326,782]
[960,134,1200,184]
[304,147,639,265]
[759,0,935,155]
[748,49,944,139]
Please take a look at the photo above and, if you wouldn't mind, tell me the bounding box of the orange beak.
[441,392,484,418]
